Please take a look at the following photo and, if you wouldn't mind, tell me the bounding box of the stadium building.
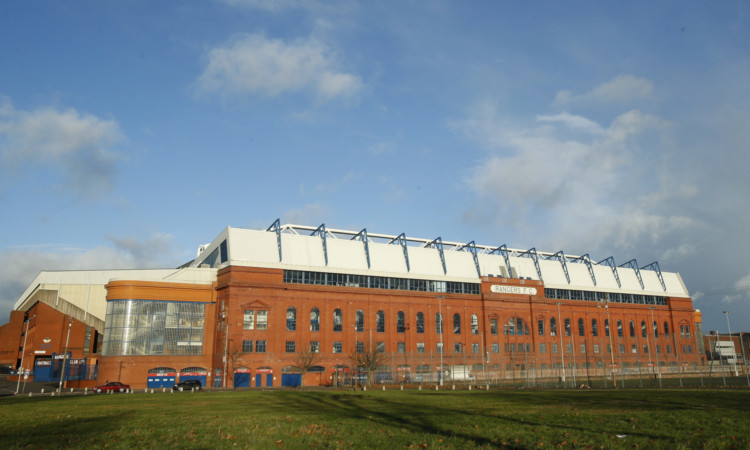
[0,221,703,389]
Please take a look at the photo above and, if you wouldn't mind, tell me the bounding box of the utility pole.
[16,314,35,394]
[555,302,566,383]
[436,295,445,386]
[58,317,73,394]
[603,297,617,389]
[649,307,662,387]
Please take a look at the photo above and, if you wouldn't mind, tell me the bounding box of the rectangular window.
[454,343,462,353]
[580,344,586,354]
[397,342,405,353]
[436,342,443,353]
[242,340,253,353]
[472,343,479,353]
[492,343,500,353]
[631,344,637,354]
[376,342,386,353]
[539,343,547,354]
[417,342,425,353]
[310,341,320,353]
[666,345,671,354]
[619,344,625,354]
[285,341,296,353]
[509,343,515,352]
[333,342,342,353]
[538,319,545,336]
[643,344,649,354]
[688,345,693,353]
[552,343,558,354]
[256,340,266,353]
[256,310,268,330]
[356,341,364,353]
[566,343,572,354]
[244,310,255,330]
[593,344,600,354]
[656,345,661,354]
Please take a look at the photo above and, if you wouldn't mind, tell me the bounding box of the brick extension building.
[0,222,704,389]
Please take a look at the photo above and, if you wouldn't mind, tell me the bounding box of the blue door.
[281,374,302,387]
[266,374,273,387]
[255,374,262,387]
[234,372,250,388]
[147,375,175,388]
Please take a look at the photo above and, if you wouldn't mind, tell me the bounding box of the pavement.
[0,375,62,397]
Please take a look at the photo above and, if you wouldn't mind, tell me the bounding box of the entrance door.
[234,371,250,388]
[266,373,273,387]
[255,374,262,387]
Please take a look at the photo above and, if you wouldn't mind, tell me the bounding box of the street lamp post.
[555,302,566,384]
[649,307,662,388]
[58,317,73,394]
[723,311,740,378]
[436,295,445,386]
[603,299,617,389]
[723,311,750,387]
[15,314,35,394]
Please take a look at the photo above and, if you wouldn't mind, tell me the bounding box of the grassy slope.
[1,389,748,448]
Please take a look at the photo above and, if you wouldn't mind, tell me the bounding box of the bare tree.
[349,344,386,387]
[295,347,321,386]
[227,341,242,388]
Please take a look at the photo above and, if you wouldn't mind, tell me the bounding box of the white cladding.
[199,226,690,298]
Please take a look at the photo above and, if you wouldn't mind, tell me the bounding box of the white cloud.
[0,233,178,322]
[0,96,123,197]
[196,34,362,102]
[536,112,606,135]
[554,74,654,106]
[281,203,329,225]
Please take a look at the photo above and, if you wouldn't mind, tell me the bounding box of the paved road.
[0,375,61,397]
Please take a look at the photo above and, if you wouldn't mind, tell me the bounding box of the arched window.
[286,307,297,331]
[591,319,598,337]
[517,318,528,336]
[355,310,364,332]
[604,319,609,337]
[310,308,320,332]
[333,309,342,332]
[436,313,443,334]
[471,314,479,335]
[490,318,498,335]
[641,320,647,338]
[397,311,405,333]
[578,318,585,337]
[664,321,669,337]
[376,310,385,332]
[629,320,635,337]
[453,313,461,334]
[416,312,425,333]
[564,318,571,337]
[653,321,659,337]
[617,320,623,337]
[507,318,516,335]
[550,317,557,337]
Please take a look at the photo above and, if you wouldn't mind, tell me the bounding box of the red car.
[93,381,130,393]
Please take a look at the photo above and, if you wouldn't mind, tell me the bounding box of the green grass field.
[1,388,749,448]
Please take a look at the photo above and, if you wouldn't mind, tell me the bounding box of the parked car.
[173,379,202,391]
[93,381,130,393]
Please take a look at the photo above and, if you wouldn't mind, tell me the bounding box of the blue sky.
[1,0,749,333]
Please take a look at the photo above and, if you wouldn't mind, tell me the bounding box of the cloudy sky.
[1,1,749,333]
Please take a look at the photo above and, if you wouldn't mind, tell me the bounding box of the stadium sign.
[490,285,538,296]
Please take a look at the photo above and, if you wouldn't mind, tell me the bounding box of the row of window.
[543,288,667,305]
[248,306,693,343]
[283,270,480,294]
[239,339,696,356]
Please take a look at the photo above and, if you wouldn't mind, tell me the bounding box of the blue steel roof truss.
[311,223,328,266]
[489,245,512,277]
[545,251,570,284]
[458,241,482,277]
[352,228,371,269]
[427,237,447,274]
[640,261,666,291]
[267,218,282,262]
[571,254,597,286]
[389,233,410,272]
[619,259,644,290]
[598,256,621,288]
[519,248,543,281]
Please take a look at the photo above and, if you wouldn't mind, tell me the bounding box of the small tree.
[227,341,242,388]
[349,343,386,387]
[295,347,321,387]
